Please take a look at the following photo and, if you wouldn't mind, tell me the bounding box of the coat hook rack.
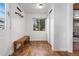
[15,12,23,18]
[17,7,22,12]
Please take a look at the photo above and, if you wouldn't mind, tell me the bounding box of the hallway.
[0,3,74,56]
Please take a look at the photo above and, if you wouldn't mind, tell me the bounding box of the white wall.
[46,4,55,50]
[54,3,67,51]
[49,5,54,50]
[66,4,73,52]
[54,3,73,52]
[9,3,26,54]
[49,11,54,50]
[10,4,26,42]
[46,15,50,43]
[46,5,54,50]
[24,13,47,41]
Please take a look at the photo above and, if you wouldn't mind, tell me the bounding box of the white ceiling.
[19,3,52,14]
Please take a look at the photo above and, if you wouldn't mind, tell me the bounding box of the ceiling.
[19,3,52,14]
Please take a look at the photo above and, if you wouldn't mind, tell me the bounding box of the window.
[33,18,46,31]
[0,3,5,30]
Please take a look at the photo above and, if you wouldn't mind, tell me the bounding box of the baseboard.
[30,39,47,41]
[54,48,67,52]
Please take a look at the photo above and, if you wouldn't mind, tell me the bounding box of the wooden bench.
[13,36,30,52]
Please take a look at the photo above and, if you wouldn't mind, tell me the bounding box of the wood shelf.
[73,18,79,22]
[73,3,79,10]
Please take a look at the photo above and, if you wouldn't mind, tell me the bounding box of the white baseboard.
[54,48,67,51]
[30,39,47,41]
